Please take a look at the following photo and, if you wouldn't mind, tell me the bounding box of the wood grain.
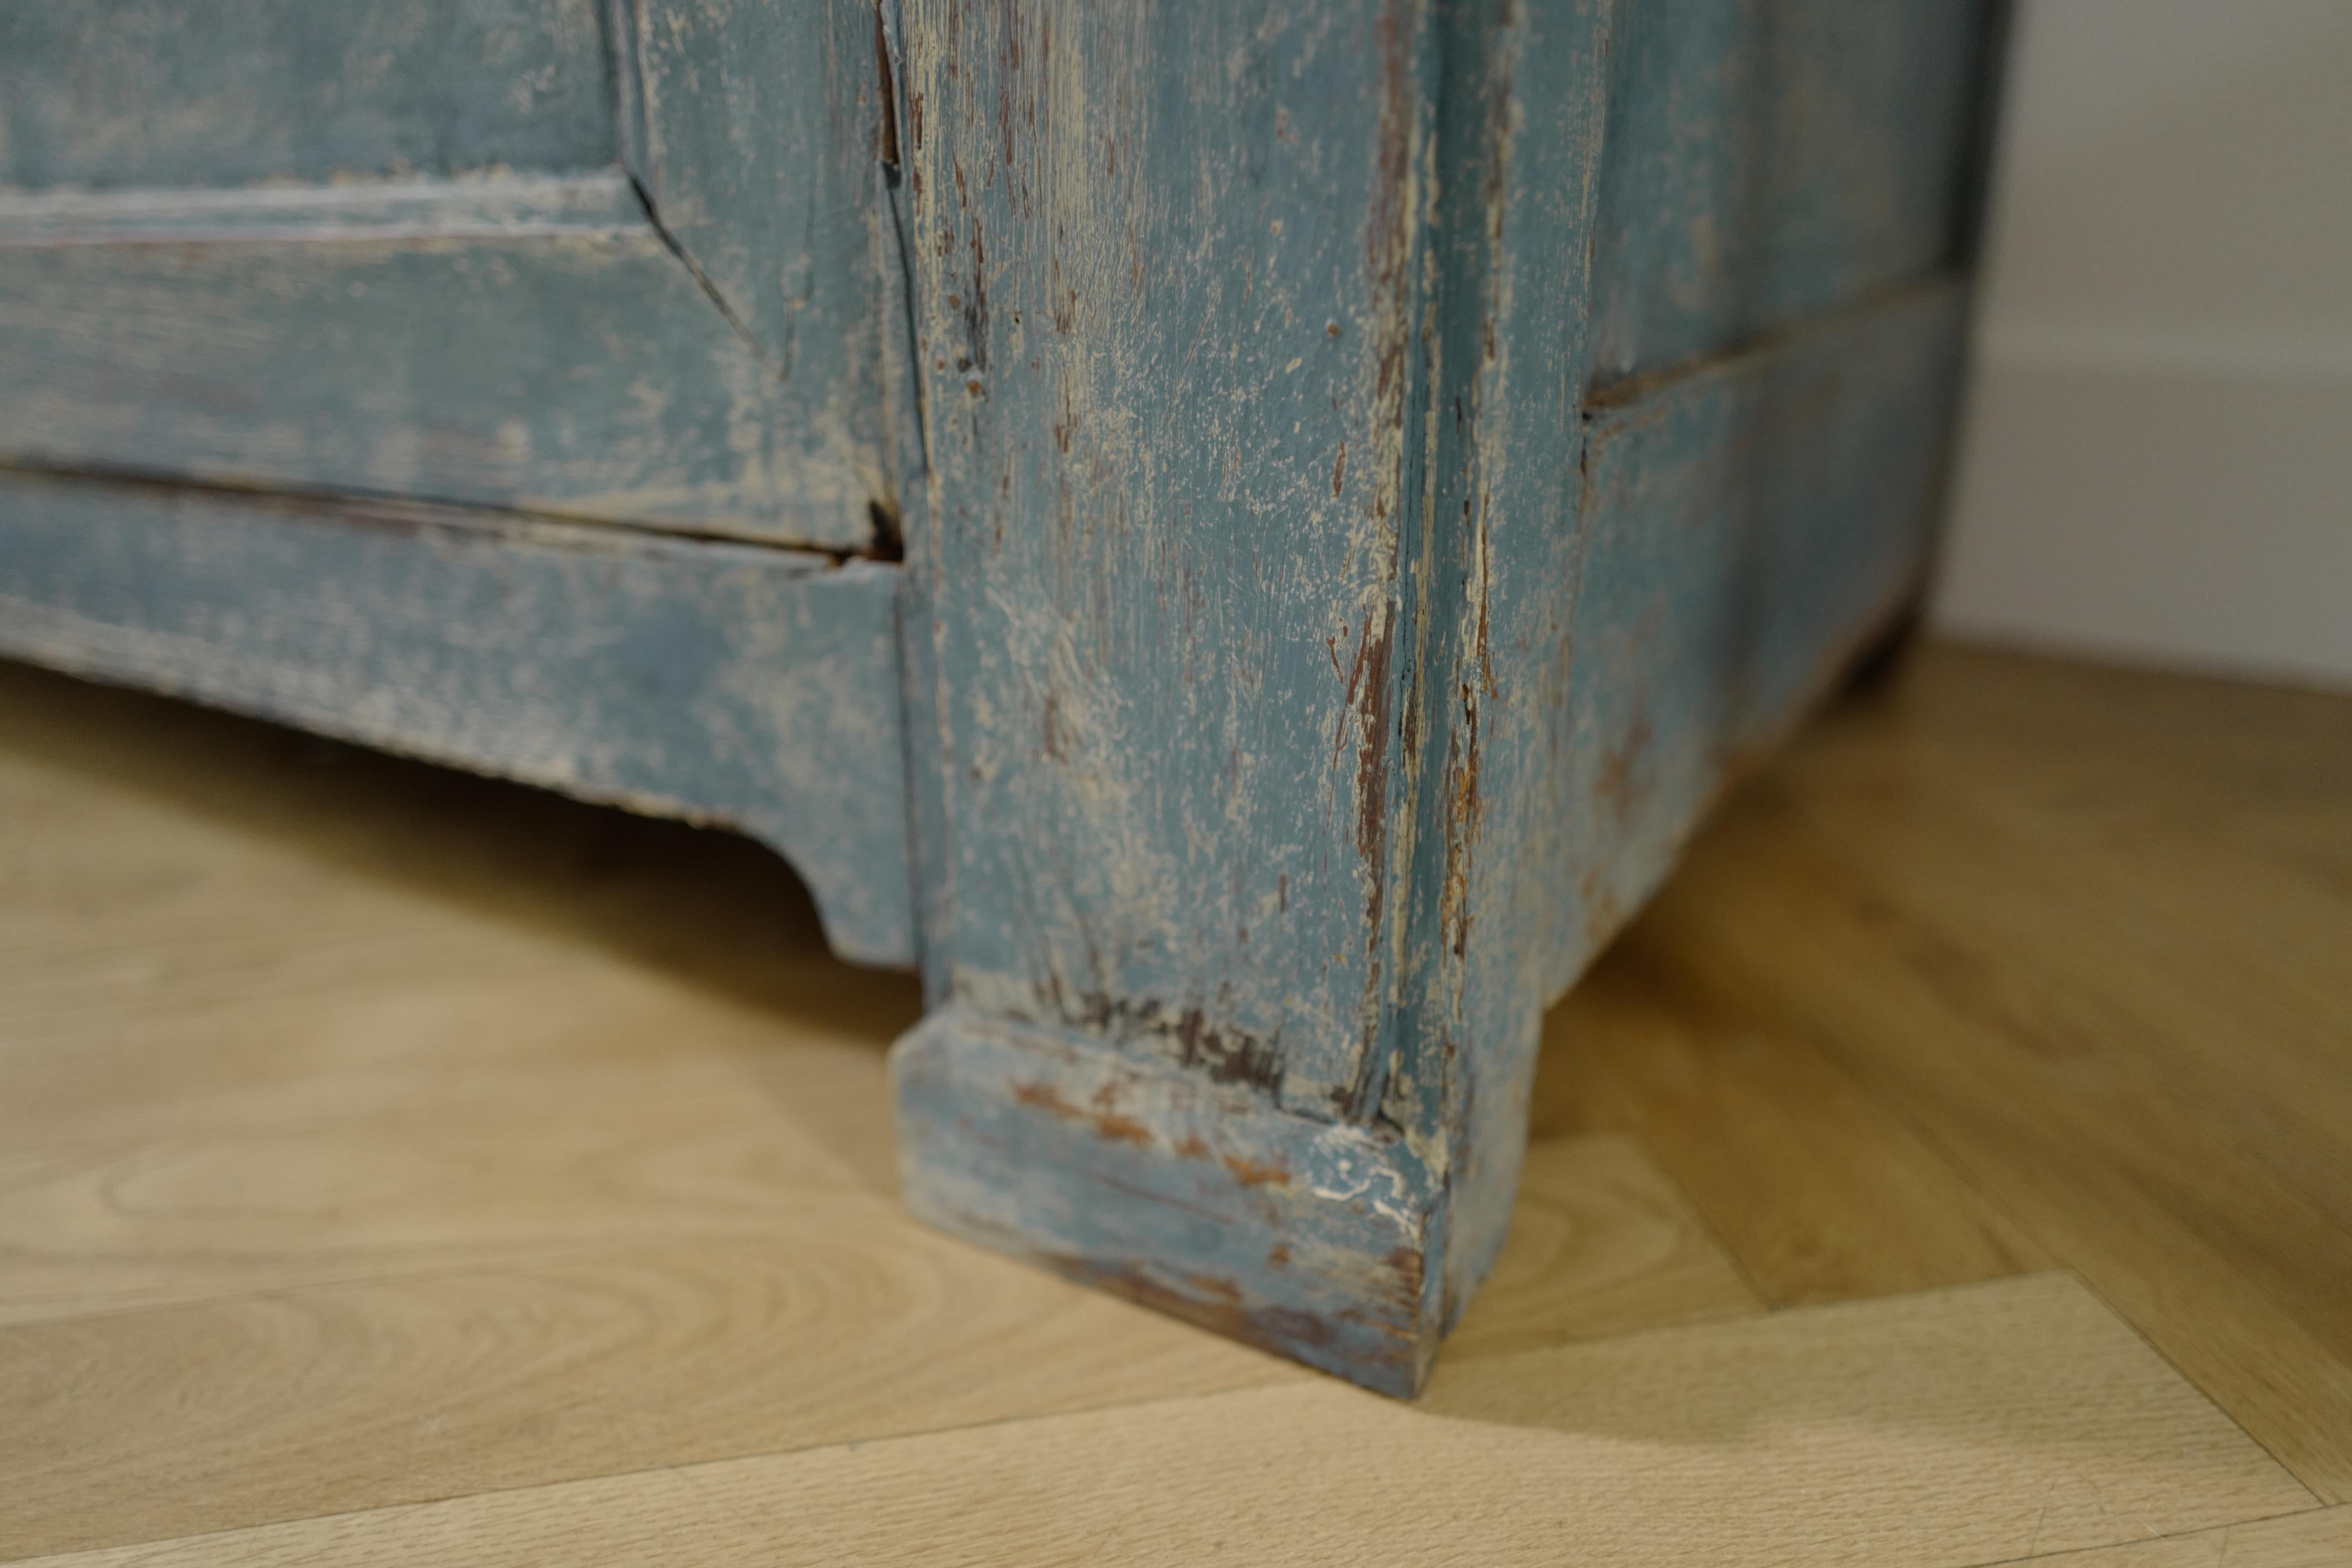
[1588,0,1997,382]
[0,657,1300,1558]
[1534,939,2052,1303]
[0,477,915,961]
[0,0,617,191]
[0,1220,1301,1560]
[0,657,921,1154]
[1593,648,2352,1499]
[0,1132,1758,1555]
[0,1068,887,1323]
[13,1276,2312,1568]
[0,229,867,541]
[0,655,1759,1556]
[1444,1134,1761,1358]
[1993,1506,2350,1568]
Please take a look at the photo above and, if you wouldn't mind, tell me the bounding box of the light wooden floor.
[2,645,2347,1566]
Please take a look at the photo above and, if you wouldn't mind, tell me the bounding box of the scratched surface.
[1398,4,1998,1305]
[1425,282,1974,1313]
[896,1011,1440,1390]
[1587,0,1998,385]
[0,469,915,965]
[619,0,891,439]
[1561,285,1971,984]
[0,0,892,552]
[1388,0,1618,1310]
[898,0,1432,1117]
[892,0,2002,1392]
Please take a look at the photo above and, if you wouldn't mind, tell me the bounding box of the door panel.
[0,185,857,537]
[0,0,894,553]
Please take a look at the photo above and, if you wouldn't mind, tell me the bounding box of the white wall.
[1933,0,2352,688]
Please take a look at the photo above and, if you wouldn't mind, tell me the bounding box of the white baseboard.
[1931,354,2352,691]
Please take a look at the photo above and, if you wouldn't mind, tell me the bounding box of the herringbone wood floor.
[2,645,2346,1565]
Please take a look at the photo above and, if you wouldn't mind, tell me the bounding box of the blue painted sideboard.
[0,0,2008,1393]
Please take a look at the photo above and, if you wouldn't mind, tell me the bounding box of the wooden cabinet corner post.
[879,0,1591,1395]
[881,0,2002,1394]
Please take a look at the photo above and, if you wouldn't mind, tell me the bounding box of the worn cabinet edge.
[0,470,916,966]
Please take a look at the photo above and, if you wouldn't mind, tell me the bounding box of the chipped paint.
[1223,1156,1292,1189]
[895,1008,1440,1394]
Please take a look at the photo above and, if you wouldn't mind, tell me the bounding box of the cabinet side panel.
[1559,283,1969,991]
[1588,0,1997,383]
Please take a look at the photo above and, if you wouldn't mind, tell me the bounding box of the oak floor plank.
[0,951,913,1163]
[1444,1133,1763,1357]
[1599,650,2352,1499]
[1533,942,2053,1304]
[16,1276,2313,1568]
[0,1128,1764,1559]
[0,661,924,1152]
[0,667,1298,1559]
[0,1220,1303,1560]
[0,662,914,1321]
[0,1068,882,1323]
[1987,1506,2350,1568]
[0,954,911,1325]
[0,1123,1762,1556]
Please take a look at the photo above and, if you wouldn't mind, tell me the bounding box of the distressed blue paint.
[0,171,647,242]
[1421,282,1973,1316]
[889,0,2004,1393]
[613,0,896,532]
[618,0,891,394]
[896,1010,1441,1393]
[1390,0,1619,1315]
[1587,0,1999,384]
[0,0,616,192]
[895,0,1436,1118]
[0,470,915,965]
[1560,281,1972,973]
